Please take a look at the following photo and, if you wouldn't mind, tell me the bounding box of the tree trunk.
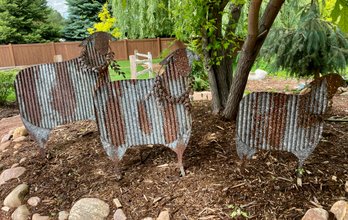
[201,2,243,114]
[222,0,285,120]
[202,28,222,114]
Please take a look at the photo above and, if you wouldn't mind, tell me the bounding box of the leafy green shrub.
[191,60,209,91]
[0,70,17,104]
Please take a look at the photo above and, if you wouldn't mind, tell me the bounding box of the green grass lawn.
[110,58,162,81]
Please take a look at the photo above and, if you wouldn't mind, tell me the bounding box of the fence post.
[124,39,129,60]
[51,42,57,62]
[129,55,137,79]
[157,37,161,58]
[9,43,16,67]
[147,52,153,77]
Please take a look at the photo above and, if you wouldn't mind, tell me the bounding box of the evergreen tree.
[111,0,174,39]
[263,2,348,78]
[0,0,61,44]
[64,0,106,41]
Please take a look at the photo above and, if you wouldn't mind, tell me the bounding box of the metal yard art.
[236,78,328,170]
[94,48,193,177]
[15,32,114,152]
[15,32,193,176]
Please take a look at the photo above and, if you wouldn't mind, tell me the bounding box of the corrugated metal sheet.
[236,79,328,166]
[94,48,192,176]
[15,32,112,149]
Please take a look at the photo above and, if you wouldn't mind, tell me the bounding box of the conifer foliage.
[264,2,348,78]
[0,0,61,44]
[64,0,106,41]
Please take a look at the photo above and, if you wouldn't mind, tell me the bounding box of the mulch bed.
[0,84,347,219]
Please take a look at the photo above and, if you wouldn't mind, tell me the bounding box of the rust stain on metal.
[94,48,193,176]
[137,100,152,135]
[103,83,126,147]
[236,78,328,166]
[15,32,114,149]
[52,63,77,122]
[163,103,179,144]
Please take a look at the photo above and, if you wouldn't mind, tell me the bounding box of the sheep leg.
[236,137,256,160]
[111,155,122,180]
[296,157,307,187]
[21,117,50,158]
[173,140,187,177]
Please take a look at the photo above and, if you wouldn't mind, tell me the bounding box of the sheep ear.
[160,53,174,66]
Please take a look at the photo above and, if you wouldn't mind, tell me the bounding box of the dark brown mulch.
[0,99,347,220]
[0,102,19,120]
[0,75,347,220]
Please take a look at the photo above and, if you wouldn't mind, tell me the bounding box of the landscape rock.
[345,181,348,193]
[68,198,109,220]
[341,91,348,96]
[0,141,11,151]
[248,69,268,80]
[142,218,153,220]
[0,167,26,185]
[13,127,28,139]
[3,183,29,208]
[157,210,170,220]
[27,197,41,207]
[11,205,30,220]
[1,134,12,143]
[113,209,127,220]
[330,200,348,220]
[32,213,50,220]
[302,208,329,220]
[58,211,69,220]
[13,136,27,143]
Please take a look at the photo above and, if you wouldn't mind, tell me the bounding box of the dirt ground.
[0,77,347,219]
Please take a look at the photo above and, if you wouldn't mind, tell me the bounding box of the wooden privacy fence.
[0,38,185,68]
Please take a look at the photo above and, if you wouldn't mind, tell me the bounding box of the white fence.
[129,50,153,79]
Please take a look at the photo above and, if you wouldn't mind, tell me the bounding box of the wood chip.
[153,197,163,203]
[113,198,122,208]
[231,182,246,189]
[157,164,169,168]
[198,215,217,220]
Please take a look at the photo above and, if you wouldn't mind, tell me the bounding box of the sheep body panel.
[15,59,99,129]
[94,78,191,160]
[236,79,328,166]
[93,49,192,176]
[14,32,113,149]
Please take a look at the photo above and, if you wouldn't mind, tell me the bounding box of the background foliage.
[0,69,16,104]
[263,1,348,78]
[0,0,63,44]
[111,0,174,39]
[64,0,106,41]
[88,2,121,38]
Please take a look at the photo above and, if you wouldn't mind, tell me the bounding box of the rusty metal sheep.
[236,77,328,179]
[15,32,195,177]
[93,48,194,178]
[14,32,114,154]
